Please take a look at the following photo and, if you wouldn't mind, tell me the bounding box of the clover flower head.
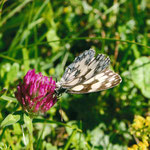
[15,69,57,114]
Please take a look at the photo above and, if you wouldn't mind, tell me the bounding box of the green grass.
[0,0,150,149]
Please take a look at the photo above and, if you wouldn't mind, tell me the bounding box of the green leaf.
[64,130,77,150]
[46,28,60,52]
[0,95,18,103]
[45,143,57,150]
[13,123,22,135]
[22,48,29,74]
[24,114,33,134]
[90,124,106,146]
[130,57,150,98]
[6,63,19,85]
[1,114,20,127]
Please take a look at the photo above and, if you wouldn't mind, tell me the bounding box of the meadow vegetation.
[0,0,150,149]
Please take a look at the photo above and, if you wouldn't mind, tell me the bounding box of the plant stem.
[29,131,33,150]
[28,117,33,150]
[24,114,34,150]
[64,130,77,150]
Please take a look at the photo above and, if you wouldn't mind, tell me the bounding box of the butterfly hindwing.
[67,69,122,94]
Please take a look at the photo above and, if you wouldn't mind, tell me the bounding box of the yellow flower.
[142,135,148,142]
[129,116,150,150]
[138,141,148,150]
[132,144,138,150]
[143,140,149,147]
[135,131,141,137]
[132,122,142,130]
[145,116,150,127]
[128,144,138,150]
[132,116,145,130]
[135,116,145,122]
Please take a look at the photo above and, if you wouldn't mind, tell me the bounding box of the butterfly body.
[56,49,122,95]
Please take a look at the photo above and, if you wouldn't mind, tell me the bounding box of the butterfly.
[56,49,122,94]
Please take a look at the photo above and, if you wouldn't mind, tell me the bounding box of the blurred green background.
[0,0,150,149]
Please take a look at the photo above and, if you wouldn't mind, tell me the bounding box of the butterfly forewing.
[60,49,111,88]
[60,49,95,83]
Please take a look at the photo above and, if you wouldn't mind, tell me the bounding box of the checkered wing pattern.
[56,49,122,94]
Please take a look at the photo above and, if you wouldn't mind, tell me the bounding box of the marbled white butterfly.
[56,49,122,94]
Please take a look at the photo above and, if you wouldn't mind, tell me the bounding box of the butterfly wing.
[60,49,110,86]
[56,49,121,94]
[67,69,122,94]
[60,49,95,83]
